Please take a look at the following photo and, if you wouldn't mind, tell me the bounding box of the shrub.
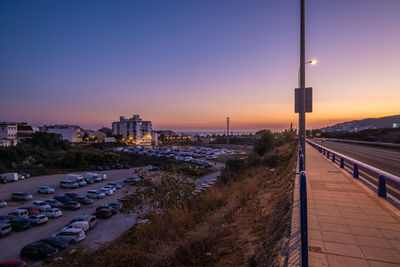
[253,130,275,156]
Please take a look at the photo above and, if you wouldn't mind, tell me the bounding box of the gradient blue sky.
[1,0,399,131]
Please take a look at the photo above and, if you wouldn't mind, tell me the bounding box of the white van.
[60,180,79,189]
[8,209,29,218]
[0,173,18,182]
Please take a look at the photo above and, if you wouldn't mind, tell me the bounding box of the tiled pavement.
[306,143,400,267]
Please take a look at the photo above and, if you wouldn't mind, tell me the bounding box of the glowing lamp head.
[307,59,317,65]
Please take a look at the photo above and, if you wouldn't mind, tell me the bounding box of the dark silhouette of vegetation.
[310,127,400,143]
[25,132,70,150]
[253,129,294,156]
[0,132,119,175]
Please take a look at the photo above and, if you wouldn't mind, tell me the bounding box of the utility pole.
[226,117,230,145]
[299,0,306,168]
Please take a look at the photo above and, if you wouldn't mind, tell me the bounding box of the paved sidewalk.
[306,143,400,267]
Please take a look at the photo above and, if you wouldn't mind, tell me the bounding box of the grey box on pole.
[295,87,312,113]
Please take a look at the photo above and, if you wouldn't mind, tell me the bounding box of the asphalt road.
[311,140,400,177]
[0,164,222,263]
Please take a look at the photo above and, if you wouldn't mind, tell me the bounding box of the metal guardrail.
[298,145,308,267]
[307,140,400,198]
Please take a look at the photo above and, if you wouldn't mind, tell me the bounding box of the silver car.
[11,192,33,201]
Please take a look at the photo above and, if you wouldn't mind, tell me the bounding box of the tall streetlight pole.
[299,0,306,168]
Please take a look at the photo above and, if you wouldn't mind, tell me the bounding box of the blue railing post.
[340,157,344,168]
[378,175,387,198]
[332,153,335,163]
[299,154,304,172]
[323,149,325,156]
[353,164,359,179]
[300,171,308,267]
[327,151,330,159]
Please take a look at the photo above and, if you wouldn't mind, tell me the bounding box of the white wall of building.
[0,123,17,140]
[40,125,82,143]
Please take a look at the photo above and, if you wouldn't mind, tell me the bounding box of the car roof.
[60,228,82,233]
[12,209,27,212]
[75,215,91,219]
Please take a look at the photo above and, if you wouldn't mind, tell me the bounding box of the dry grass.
[49,143,296,267]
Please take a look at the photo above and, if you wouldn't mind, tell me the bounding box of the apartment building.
[0,122,18,147]
[112,115,152,146]
[39,125,82,143]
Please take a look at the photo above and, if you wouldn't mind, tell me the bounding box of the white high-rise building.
[112,115,152,146]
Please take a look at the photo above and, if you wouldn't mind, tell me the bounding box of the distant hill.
[321,115,400,132]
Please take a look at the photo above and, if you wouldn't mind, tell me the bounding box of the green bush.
[253,130,275,155]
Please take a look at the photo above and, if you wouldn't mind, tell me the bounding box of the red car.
[20,206,40,216]
[0,259,27,267]
[93,208,112,219]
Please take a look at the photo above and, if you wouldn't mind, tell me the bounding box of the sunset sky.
[1,0,399,131]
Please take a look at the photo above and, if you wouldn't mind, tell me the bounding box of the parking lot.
[0,168,141,262]
[0,162,223,263]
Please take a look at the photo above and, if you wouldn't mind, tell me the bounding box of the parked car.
[11,192,32,201]
[62,201,81,210]
[116,198,128,204]
[64,174,86,187]
[32,201,51,212]
[0,259,27,267]
[45,208,62,218]
[108,202,123,210]
[53,228,85,244]
[101,185,116,193]
[66,215,97,229]
[23,173,30,179]
[84,173,103,183]
[93,208,112,219]
[96,166,103,171]
[44,199,63,208]
[0,223,11,236]
[123,164,130,169]
[124,177,140,183]
[19,207,39,216]
[100,188,113,196]
[59,180,79,189]
[107,182,122,189]
[53,196,73,204]
[64,192,79,200]
[83,176,94,184]
[96,205,117,215]
[8,217,30,231]
[62,221,89,232]
[38,186,55,194]
[20,242,58,260]
[8,209,29,218]
[0,215,10,224]
[36,237,69,251]
[0,199,7,208]
[87,190,105,199]
[28,214,48,225]
[18,174,25,180]
[74,196,93,205]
